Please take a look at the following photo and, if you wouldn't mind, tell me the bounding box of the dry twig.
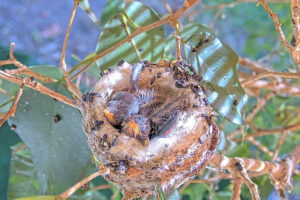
[247,137,274,158]
[69,0,200,80]
[59,0,82,99]
[258,0,292,52]
[272,131,288,161]
[0,43,57,83]
[173,33,182,61]
[241,71,300,87]
[60,167,109,199]
[0,71,76,108]
[233,121,300,142]
[0,79,25,126]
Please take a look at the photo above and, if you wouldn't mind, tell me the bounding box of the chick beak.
[124,120,141,137]
[104,108,116,125]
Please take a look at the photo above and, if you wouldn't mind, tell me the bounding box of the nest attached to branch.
[80,60,220,199]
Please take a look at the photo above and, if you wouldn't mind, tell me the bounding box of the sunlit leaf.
[8,67,91,194]
[0,122,20,200]
[96,1,165,71]
[164,23,247,125]
[99,0,124,28]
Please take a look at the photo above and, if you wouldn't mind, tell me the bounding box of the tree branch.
[0,71,77,108]
[59,0,82,99]
[60,167,109,199]
[0,80,25,126]
[69,0,200,79]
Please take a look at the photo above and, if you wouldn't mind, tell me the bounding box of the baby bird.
[104,61,187,145]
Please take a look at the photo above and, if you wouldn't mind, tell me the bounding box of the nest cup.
[80,60,220,199]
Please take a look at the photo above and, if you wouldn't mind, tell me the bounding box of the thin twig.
[243,79,300,97]
[60,168,109,199]
[233,122,300,142]
[69,0,200,80]
[13,144,27,154]
[5,68,57,83]
[0,71,77,108]
[209,8,224,28]
[258,0,292,52]
[290,0,300,68]
[173,33,182,61]
[91,184,113,191]
[0,43,57,83]
[241,71,300,87]
[272,131,288,161]
[246,91,276,122]
[60,0,79,70]
[59,0,82,99]
[0,80,25,126]
[247,137,274,158]
[162,0,173,14]
[0,87,13,98]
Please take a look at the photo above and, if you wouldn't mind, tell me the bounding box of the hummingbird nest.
[80,60,219,199]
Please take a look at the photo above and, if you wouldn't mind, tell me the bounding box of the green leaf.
[164,23,247,125]
[15,196,62,200]
[0,122,20,200]
[29,66,64,80]
[8,67,91,194]
[0,66,62,114]
[99,0,124,28]
[96,1,165,71]
[8,144,43,199]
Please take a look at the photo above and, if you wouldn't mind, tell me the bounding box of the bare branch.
[0,43,57,83]
[173,33,182,61]
[60,167,110,199]
[162,0,173,14]
[5,68,57,83]
[60,0,79,70]
[0,71,77,108]
[91,184,113,191]
[290,0,300,68]
[0,80,25,126]
[247,136,274,158]
[258,0,292,52]
[232,122,300,142]
[241,71,300,87]
[59,0,82,99]
[0,87,13,98]
[69,0,200,80]
[231,175,243,200]
[272,131,288,161]
[13,144,27,154]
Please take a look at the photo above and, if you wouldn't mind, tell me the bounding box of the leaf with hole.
[96,1,165,71]
[8,67,91,194]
